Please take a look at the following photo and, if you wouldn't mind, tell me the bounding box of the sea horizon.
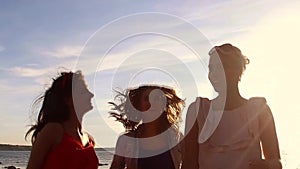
[0,143,115,151]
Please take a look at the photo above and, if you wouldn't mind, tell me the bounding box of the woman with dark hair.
[25,71,98,169]
[109,85,185,169]
[182,43,282,169]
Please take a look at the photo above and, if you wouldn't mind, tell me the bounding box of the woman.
[182,43,282,169]
[25,71,98,169]
[109,85,185,169]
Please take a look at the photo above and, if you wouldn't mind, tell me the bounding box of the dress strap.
[198,97,225,144]
[246,97,267,139]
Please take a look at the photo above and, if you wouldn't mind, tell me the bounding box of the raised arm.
[182,102,199,169]
[26,123,63,169]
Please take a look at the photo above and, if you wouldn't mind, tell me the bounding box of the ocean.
[0,150,299,169]
[0,151,113,169]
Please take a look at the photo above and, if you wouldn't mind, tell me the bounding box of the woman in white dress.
[182,43,282,169]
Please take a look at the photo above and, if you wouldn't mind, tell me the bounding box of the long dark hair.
[25,71,84,143]
[109,85,185,132]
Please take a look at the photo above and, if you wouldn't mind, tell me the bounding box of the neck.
[140,117,168,137]
[217,83,246,110]
[218,82,241,98]
[227,84,242,100]
[63,113,82,134]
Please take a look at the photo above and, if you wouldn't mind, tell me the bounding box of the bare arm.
[181,102,199,169]
[260,106,282,168]
[26,123,63,169]
[110,135,126,169]
[110,154,125,169]
[250,106,282,169]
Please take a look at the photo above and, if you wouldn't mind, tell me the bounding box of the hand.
[249,159,269,169]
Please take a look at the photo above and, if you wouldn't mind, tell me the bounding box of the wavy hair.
[109,85,185,132]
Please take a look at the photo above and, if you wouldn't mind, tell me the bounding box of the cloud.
[76,22,210,76]
[5,56,77,79]
[7,66,52,77]
[40,46,82,58]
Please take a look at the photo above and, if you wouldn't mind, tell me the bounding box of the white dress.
[195,97,269,169]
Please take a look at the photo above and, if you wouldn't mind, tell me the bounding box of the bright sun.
[236,4,300,168]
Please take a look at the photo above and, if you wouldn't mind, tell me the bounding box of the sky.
[1,0,300,168]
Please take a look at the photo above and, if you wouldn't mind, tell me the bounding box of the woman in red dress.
[25,71,98,169]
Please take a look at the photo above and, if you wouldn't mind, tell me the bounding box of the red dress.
[42,132,99,169]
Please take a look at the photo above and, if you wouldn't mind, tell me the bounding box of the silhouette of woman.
[182,43,282,169]
[25,71,98,169]
[109,85,185,169]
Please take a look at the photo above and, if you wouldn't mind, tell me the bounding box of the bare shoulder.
[42,122,64,134]
[187,101,196,112]
[187,97,209,113]
[116,131,135,144]
[186,101,198,120]
[37,123,64,145]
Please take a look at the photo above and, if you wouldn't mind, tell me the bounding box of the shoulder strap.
[246,97,267,139]
[195,97,209,127]
[195,97,224,144]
